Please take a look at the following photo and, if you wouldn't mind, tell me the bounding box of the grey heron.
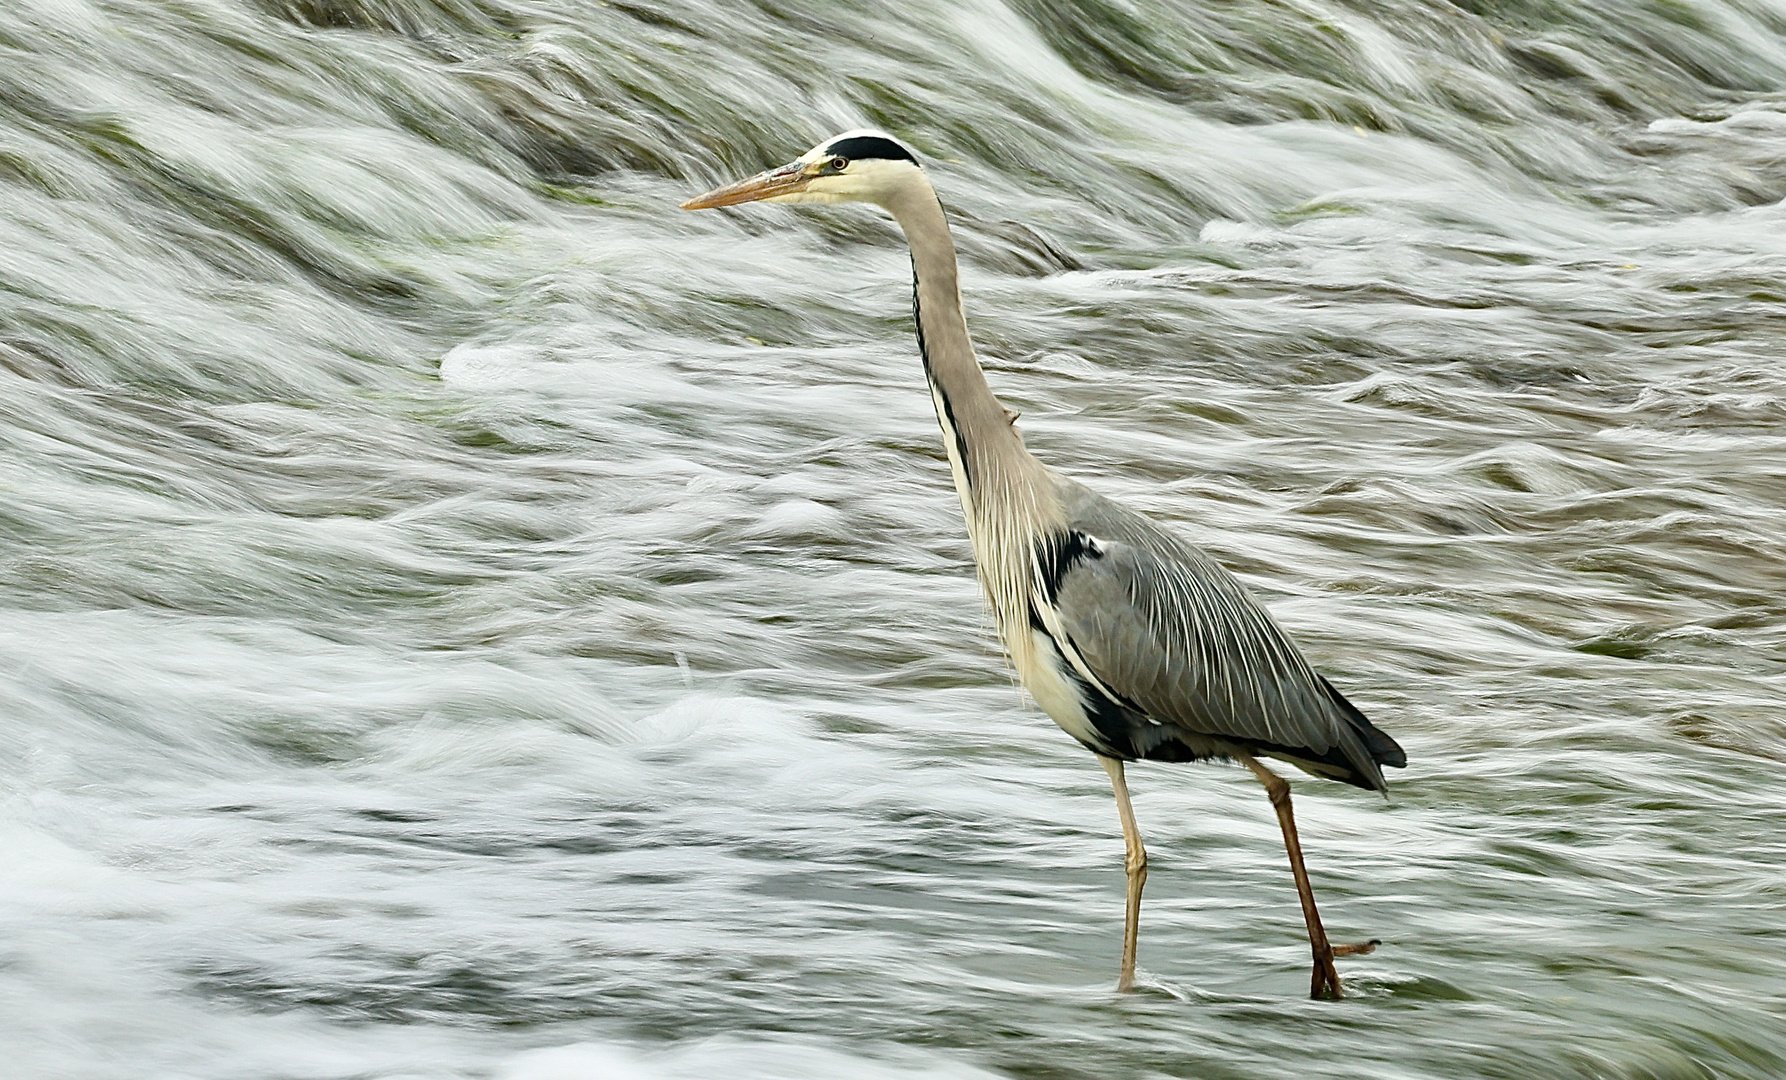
[683,131,1406,1000]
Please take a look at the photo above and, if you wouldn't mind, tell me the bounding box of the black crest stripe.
[824,135,918,164]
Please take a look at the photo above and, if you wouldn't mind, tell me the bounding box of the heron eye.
[829,156,849,171]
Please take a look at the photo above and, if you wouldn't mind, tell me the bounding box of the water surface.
[3,0,1785,1077]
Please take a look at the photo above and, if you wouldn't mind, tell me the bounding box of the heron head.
[681,130,923,211]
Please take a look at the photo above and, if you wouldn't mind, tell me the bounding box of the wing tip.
[1316,673,1407,772]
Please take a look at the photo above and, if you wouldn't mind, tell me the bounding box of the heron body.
[684,131,1406,999]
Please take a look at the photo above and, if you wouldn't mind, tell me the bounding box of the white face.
[766,138,924,206]
[680,129,925,212]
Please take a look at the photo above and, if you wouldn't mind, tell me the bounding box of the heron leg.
[1098,754,1147,992]
[1236,752,1345,1001]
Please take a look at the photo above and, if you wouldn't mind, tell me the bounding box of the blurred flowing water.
[3,0,1786,1077]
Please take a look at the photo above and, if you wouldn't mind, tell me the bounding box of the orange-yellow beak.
[680,161,812,210]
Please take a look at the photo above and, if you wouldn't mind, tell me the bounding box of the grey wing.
[1043,512,1401,790]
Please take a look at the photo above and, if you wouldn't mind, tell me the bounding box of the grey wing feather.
[1049,486,1393,789]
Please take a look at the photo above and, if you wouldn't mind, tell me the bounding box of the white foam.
[500,1036,1006,1080]
[439,342,544,389]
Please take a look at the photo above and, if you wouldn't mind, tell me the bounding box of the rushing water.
[4,0,1786,1077]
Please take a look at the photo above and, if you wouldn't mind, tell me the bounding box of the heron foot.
[1310,939,1381,999]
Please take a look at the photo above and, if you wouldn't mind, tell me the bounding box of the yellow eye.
[829,156,849,171]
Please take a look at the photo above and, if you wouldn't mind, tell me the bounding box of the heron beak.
[680,161,811,210]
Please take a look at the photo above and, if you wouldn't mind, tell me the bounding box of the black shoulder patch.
[824,134,918,165]
[1033,530,1104,608]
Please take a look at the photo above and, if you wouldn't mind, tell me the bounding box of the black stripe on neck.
[912,266,973,491]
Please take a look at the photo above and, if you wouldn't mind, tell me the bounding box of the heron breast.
[1023,626,1106,751]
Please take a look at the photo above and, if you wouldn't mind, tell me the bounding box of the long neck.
[885,181,1059,646]
[886,184,1034,509]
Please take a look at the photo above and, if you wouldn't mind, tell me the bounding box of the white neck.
[880,177,1061,652]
